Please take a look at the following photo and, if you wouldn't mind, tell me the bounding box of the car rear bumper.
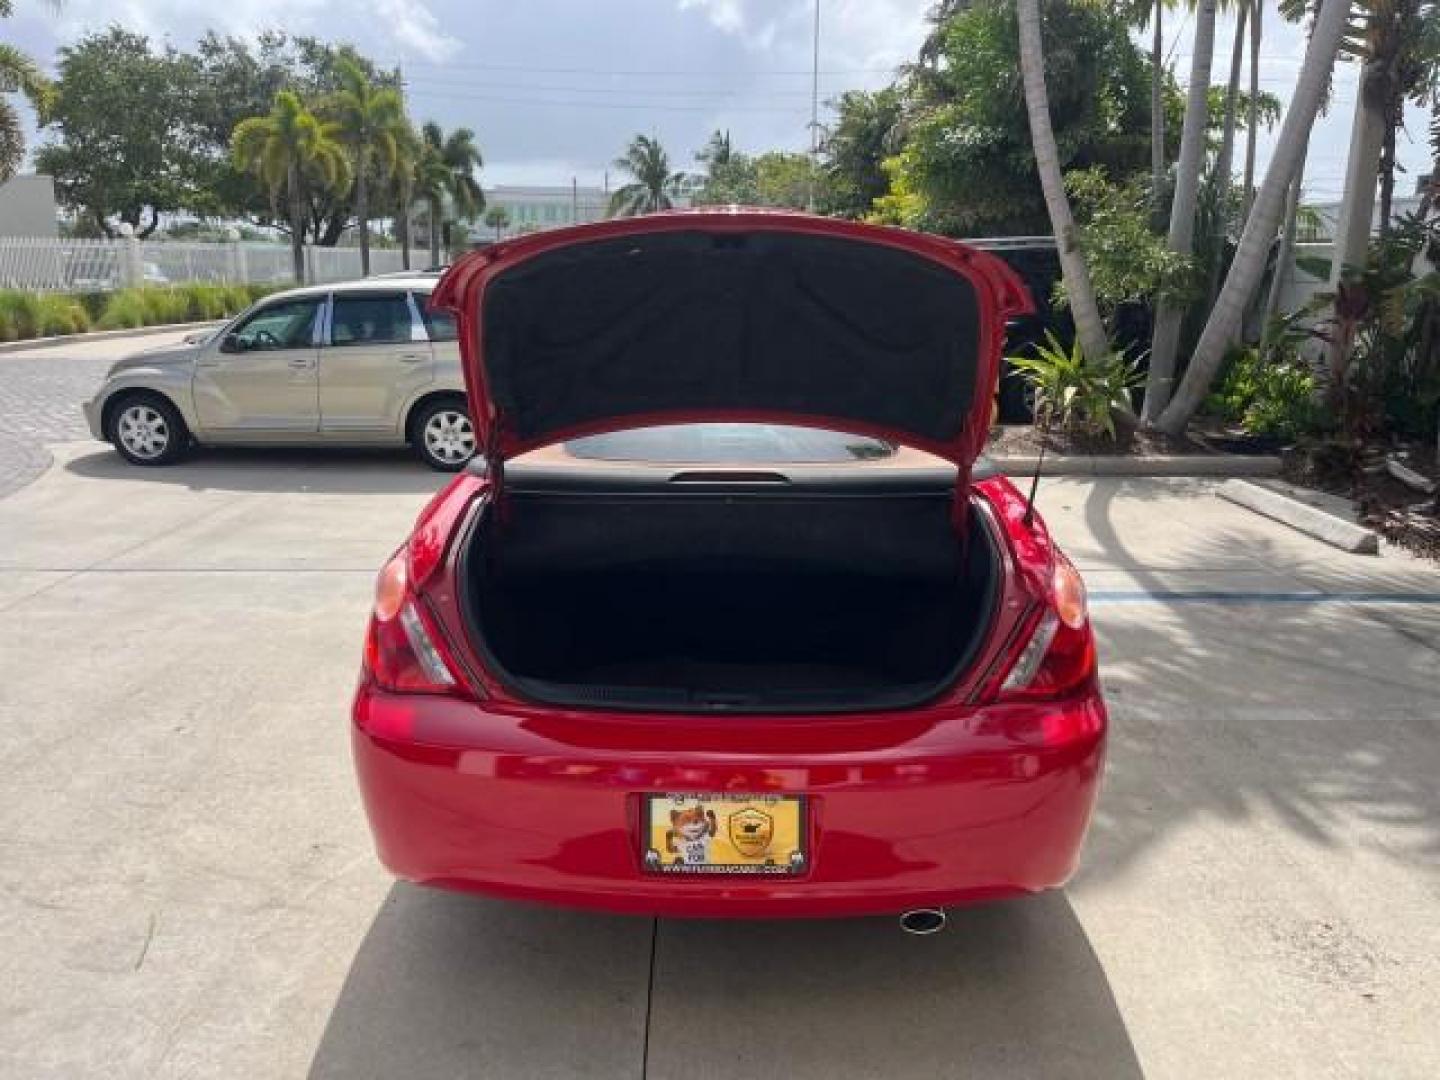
[351,683,1107,918]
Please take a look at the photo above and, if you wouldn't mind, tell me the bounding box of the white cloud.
[676,0,925,71]
[50,0,458,63]
[679,0,748,36]
[372,0,463,63]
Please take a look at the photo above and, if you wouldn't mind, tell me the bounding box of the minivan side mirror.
[219,333,244,354]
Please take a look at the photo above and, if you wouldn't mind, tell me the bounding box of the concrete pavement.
[1,435,1438,1077]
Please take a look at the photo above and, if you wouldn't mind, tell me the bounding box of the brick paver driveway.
[0,330,199,497]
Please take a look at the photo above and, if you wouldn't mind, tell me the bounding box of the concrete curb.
[1219,478,1379,554]
[0,321,221,354]
[993,453,1283,478]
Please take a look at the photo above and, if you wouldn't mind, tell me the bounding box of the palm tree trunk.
[288,163,305,285]
[1151,0,1165,210]
[356,165,371,277]
[1155,0,1351,435]
[1325,61,1387,383]
[428,196,441,266]
[399,176,412,271]
[1262,135,1310,350]
[1217,6,1246,196]
[1379,120,1397,240]
[1141,0,1218,425]
[1016,0,1109,364]
[1204,4,1248,313]
[1242,1,1262,224]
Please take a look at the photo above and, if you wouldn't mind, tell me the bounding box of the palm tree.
[388,124,423,271]
[1142,0,1220,426]
[1242,0,1264,219]
[1321,0,1440,379]
[697,129,735,171]
[1121,0,1175,211]
[484,205,510,241]
[0,3,53,182]
[1016,0,1109,363]
[416,123,484,260]
[329,57,406,276]
[609,135,685,217]
[231,91,351,284]
[439,126,484,255]
[414,124,450,266]
[1156,0,1353,434]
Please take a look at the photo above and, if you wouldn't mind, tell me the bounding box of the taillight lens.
[999,554,1096,699]
[362,552,464,694]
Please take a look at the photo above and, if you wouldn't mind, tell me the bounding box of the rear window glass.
[331,294,413,346]
[566,424,895,463]
[421,306,457,342]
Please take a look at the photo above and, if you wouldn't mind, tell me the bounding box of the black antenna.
[1021,405,1051,527]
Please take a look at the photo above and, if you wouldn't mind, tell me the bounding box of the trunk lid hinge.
[482,421,508,520]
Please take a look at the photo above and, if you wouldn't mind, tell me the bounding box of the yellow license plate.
[642,793,807,875]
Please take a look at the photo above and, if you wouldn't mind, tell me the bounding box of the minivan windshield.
[565,423,895,463]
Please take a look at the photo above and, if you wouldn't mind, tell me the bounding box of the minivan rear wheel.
[412,397,476,471]
[107,393,190,466]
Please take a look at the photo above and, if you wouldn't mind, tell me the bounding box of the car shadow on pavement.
[64,445,448,495]
[308,885,1142,1080]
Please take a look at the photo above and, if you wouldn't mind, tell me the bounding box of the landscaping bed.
[0,283,281,343]
[1281,441,1440,562]
[986,421,1277,458]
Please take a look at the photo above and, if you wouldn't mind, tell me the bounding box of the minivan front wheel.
[107,393,190,466]
[413,398,476,471]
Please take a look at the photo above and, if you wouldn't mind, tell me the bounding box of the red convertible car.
[351,211,1106,924]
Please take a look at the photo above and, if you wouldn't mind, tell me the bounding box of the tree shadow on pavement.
[1073,479,1440,886]
[64,445,447,496]
[308,886,1142,1080]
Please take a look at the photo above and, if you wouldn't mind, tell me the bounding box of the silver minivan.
[82,276,474,471]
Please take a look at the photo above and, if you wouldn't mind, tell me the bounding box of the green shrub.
[96,289,150,330]
[1007,332,1142,440]
[1208,347,1326,441]
[0,290,41,341]
[33,294,90,336]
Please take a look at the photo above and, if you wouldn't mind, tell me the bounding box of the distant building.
[0,175,59,238]
[477,183,699,239]
[481,185,610,236]
[1303,195,1424,243]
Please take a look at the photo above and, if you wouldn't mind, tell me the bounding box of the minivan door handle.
[398,352,427,363]
[287,356,313,368]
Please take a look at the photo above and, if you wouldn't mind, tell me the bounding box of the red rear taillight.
[362,552,467,694]
[998,553,1096,700]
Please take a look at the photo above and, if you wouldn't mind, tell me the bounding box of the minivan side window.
[330,293,415,346]
[226,298,321,351]
[419,299,457,343]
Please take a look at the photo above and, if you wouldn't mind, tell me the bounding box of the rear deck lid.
[430,210,1033,468]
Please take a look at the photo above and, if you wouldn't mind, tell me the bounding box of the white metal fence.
[0,236,432,292]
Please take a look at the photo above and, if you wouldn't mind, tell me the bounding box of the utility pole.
[808,0,821,212]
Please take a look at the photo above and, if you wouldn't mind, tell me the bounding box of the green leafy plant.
[1064,168,1195,323]
[1208,345,1326,441]
[1007,332,1142,440]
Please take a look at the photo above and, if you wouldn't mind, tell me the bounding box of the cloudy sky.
[3,0,1430,205]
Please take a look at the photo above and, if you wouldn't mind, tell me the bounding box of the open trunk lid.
[430,210,1033,471]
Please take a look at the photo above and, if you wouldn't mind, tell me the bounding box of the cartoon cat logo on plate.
[666,803,717,865]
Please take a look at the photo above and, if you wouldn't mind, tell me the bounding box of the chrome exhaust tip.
[898,908,947,935]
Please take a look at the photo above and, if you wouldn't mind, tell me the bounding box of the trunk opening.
[459,469,999,713]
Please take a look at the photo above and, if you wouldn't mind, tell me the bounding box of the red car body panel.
[353,212,1107,916]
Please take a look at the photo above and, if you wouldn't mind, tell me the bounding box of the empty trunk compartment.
[460,471,999,712]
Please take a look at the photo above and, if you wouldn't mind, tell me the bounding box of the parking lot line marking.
[1090,590,1440,605]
